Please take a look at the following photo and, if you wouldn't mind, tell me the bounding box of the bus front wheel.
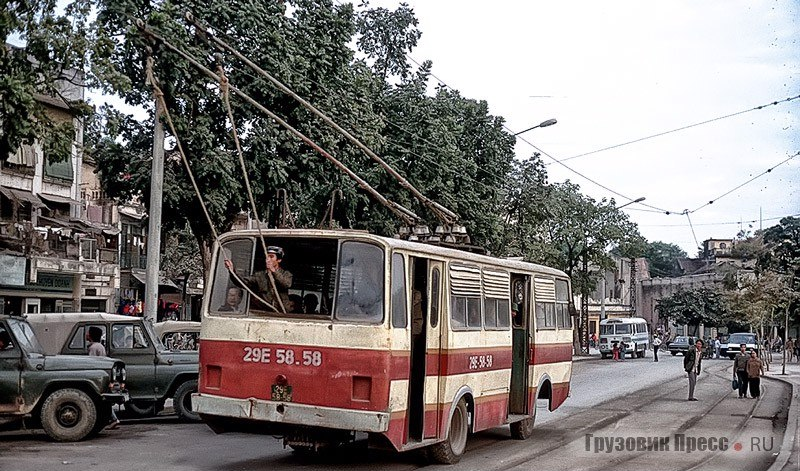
[429,398,469,464]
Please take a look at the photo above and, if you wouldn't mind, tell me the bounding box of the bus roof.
[599,317,648,324]
[217,228,570,279]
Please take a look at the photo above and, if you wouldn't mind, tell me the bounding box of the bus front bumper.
[192,393,391,433]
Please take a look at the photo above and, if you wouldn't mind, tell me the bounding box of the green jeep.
[28,313,200,421]
[0,315,127,441]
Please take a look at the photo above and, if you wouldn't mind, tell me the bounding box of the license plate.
[271,384,292,402]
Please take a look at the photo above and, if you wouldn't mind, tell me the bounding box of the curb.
[764,374,798,471]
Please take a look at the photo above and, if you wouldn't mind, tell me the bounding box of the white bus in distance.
[598,317,650,359]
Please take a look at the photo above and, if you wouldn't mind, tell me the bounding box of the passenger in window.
[225,245,293,312]
[303,294,319,314]
[411,290,424,337]
[217,287,243,312]
[0,329,11,350]
[288,294,304,313]
[86,327,106,356]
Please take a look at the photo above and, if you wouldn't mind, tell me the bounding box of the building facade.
[0,69,119,314]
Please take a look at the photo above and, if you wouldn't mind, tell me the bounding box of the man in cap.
[225,245,293,313]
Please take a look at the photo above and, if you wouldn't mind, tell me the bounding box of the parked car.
[723,332,759,359]
[0,315,127,441]
[154,321,201,351]
[28,313,200,421]
[668,336,696,356]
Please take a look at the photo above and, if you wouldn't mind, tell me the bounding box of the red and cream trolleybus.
[193,228,574,463]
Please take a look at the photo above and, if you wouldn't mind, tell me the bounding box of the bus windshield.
[209,236,385,323]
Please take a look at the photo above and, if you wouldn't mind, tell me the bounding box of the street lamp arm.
[513,118,558,136]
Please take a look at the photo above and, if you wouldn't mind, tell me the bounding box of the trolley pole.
[144,97,165,324]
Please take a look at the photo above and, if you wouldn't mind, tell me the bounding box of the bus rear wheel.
[510,414,535,440]
[429,398,469,464]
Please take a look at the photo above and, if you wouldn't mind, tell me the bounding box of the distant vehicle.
[598,317,649,359]
[723,332,759,359]
[0,315,127,442]
[28,313,200,421]
[154,321,201,351]
[668,336,696,356]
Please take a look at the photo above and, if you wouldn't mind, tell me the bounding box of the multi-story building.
[0,68,119,314]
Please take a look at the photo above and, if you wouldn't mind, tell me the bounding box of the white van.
[599,317,650,359]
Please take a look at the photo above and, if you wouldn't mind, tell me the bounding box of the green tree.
[655,288,727,336]
[90,0,389,272]
[1,0,93,161]
[502,179,645,352]
[643,241,687,278]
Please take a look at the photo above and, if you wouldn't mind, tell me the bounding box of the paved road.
[0,354,790,471]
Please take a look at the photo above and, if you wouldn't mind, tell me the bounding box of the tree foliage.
[655,288,727,336]
[1,0,93,161]
[643,241,687,278]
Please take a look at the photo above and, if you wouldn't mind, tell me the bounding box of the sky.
[366,0,800,256]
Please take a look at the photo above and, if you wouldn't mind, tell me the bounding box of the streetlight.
[513,118,557,136]
[617,197,646,209]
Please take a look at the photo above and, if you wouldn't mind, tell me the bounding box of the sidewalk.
[765,355,800,471]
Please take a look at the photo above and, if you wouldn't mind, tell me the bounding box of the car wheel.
[429,398,469,464]
[40,388,98,442]
[125,400,157,417]
[174,380,200,422]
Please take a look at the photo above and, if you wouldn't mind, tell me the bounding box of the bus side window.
[430,268,440,328]
[391,253,407,328]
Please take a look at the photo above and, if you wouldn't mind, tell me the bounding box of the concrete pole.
[144,98,165,324]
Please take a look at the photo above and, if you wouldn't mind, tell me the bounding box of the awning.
[39,193,78,206]
[37,214,71,227]
[0,186,47,209]
[130,270,180,289]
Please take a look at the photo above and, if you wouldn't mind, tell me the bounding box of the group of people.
[220,245,324,315]
[732,343,765,399]
[682,340,765,402]
[610,341,628,361]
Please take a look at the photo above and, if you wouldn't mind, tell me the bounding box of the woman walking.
[746,350,765,398]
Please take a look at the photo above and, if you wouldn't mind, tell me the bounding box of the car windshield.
[675,337,689,343]
[7,319,46,355]
[729,334,755,344]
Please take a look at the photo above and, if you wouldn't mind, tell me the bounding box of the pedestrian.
[86,327,120,429]
[619,341,627,361]
[652,335,662,362]
[714,337,721,359]
[612,341,620,361]
[746,350,764,398]
[733,343,749,398]
[684,339,704,401]
[784,337,794,361]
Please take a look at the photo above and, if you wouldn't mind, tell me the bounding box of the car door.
[0,322,23,414]
[108,322,157,402]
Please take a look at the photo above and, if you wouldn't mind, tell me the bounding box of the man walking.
[684,339,704,401]
[652,335,662,362]
[733,344,749,398]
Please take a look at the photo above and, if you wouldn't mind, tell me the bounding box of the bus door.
[509,275,530,415]
[426,261,444,439]
[407,257,429,442]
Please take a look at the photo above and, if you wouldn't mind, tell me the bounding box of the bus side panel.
[198,339,398,412]
[529,340,573,411]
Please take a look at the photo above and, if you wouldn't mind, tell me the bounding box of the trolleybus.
[192,229,574,463]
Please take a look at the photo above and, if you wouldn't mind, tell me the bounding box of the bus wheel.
[509,413,535,440]
[429,398,469,464]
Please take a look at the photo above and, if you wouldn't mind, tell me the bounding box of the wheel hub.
[57,403,81,428]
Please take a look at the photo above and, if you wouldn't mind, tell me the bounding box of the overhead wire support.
[135,20,420,228]
[184,12,459,226]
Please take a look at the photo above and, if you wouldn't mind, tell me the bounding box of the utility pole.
[144,96,165,324]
